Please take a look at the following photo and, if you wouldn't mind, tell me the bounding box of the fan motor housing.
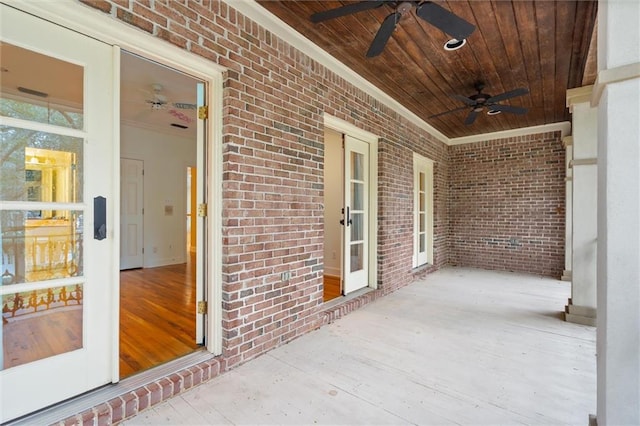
[470,93,491,104]
[397,2,413,14]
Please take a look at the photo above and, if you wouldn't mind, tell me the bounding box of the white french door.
[342,135,370,294]
[0,5,115,422]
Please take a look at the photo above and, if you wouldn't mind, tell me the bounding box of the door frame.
[6,1,225,377]
[324,114,379,291]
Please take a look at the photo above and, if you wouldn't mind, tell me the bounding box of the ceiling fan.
[310,1,476,57]
[143,83,196,111]
[429,82,529,125]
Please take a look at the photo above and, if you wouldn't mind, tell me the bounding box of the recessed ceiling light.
[444,38,466,51]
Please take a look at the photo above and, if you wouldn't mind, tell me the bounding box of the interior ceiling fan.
[143,83,196,111]
[429,82,529,125]
[310,1,476,57]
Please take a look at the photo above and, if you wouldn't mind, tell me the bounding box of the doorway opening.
[323,128,343,302]
[322,125,377,302]
[118,51,205,378]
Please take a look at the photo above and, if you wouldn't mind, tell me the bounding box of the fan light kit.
[443,38,466,51]
[310,1,476,58]
[146,83,168,109]
[429,82,529,125]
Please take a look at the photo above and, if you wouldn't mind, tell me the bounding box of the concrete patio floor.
[124,267,596,425]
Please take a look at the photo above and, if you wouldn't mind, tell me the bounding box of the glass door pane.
[350,172,365,273]
[0,42,84,129]
[1,43,87,370]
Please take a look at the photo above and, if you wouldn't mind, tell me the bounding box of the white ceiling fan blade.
[171,102,197,110]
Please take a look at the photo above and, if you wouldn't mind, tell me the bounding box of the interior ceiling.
[0,45,198,139]
[121,52,198,139]
[256,0,598,139]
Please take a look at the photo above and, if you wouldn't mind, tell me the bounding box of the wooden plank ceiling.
[256,0,598,139]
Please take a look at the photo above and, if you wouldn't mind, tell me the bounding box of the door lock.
[340,206,352,226]
[94,196,107,240]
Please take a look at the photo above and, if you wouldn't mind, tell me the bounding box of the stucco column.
[565,87,597,326]
[595,0,640,424]
[562,136,573,282]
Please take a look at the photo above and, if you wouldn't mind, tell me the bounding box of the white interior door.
[342,135,369,294]
[120,158,144,270]
[0,5,115,422]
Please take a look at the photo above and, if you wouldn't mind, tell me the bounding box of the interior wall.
[121,124,196,268]
[323,128,342,278]
[448,132,566,277]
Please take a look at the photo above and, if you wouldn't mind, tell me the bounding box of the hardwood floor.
[323,275,341,302]
[121,269,338,376]
[3,307,82,369]
[2,258,198,375]
[120,257,199,378]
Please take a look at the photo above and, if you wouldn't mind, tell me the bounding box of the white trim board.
[448,121,572,145]
[591,62,640,107]
[324,115,378,143]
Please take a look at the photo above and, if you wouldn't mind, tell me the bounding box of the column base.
[561,270,572,281]
[564,298,596,326]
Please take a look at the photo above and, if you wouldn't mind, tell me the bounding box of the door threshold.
[7,350,215,426]
[321,286,383,325]
[323,286,374,310]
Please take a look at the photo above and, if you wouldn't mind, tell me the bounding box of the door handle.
[94,196,107,240]
[345,206,352,227]
[340,207,353,226]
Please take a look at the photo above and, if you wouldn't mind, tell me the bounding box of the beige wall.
[121,124,196,268]
[323,128,343,278]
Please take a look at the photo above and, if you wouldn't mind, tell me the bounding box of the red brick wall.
[448,132,566,277]
[378,132,450,288]
[79,0,450,368]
